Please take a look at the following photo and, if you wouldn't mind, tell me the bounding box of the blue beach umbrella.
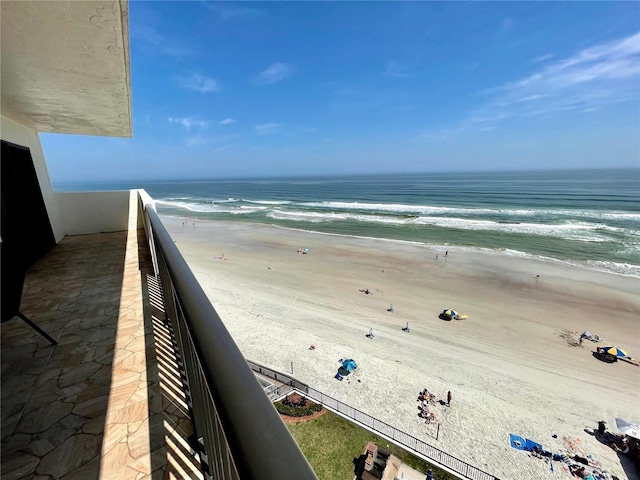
[341,359,357,371]
[443,308,458,317]
[601,346,628,357]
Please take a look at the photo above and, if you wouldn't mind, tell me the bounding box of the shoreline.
[163,215,640,480]
[161,212,640,282]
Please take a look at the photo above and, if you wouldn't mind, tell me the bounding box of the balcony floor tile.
[2,228,202,480]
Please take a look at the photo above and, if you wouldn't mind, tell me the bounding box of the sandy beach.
[164,216,640,480]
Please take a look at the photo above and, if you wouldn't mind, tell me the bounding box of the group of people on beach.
[522,420,633,479]
[418,389,437,423]
[417,389,452,425]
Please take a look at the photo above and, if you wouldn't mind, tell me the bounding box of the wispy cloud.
[465,32,640,128]
[176,72,220,93]
[186,136,207,147]
[255,63,295,84]
[214,144,234,153]
[501,18,514,32]
[218,118,236,125]
[132,24,193,59]
[168,117,211,129]
[200,1,263,21]
[134,114,152,128]
[255,123,282,135]
[532,53,555,63]
[160,46,193,59]
[384,61,410,78]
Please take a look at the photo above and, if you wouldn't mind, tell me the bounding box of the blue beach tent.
[341,359,357,371]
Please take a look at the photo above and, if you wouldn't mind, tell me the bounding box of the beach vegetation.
[286,410,457,480]
[275,393,323,417]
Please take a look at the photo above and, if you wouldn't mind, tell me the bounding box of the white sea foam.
[156,199,261,214]
[268,209,419,224]
[208,198,238,203]
[240,205,268,210]
[300,201,527,216]
[599,212,640,220]
[242,199,291,205]
[299,201,640,224]
[268,209,623,242]
[411,217,618,242]
[156,200,218,212]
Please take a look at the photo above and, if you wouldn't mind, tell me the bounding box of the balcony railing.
[138,193,317,480]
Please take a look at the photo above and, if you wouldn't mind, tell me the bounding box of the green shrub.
[275,401,323,417]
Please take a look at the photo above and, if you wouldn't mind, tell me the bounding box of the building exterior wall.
[0,115,65,242]
[55,191,131,235]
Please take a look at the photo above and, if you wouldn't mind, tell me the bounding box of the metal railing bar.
[143,205,316,480]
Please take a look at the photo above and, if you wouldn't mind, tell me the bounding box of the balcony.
[1,191,316,479]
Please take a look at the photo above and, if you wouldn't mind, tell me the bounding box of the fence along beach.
[163,215,639,480]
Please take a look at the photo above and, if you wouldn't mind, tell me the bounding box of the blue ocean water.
[56,169,640,277]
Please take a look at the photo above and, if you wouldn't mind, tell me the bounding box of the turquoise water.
[56,169,640,277]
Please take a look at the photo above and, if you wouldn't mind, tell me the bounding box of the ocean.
[56,169,640,277]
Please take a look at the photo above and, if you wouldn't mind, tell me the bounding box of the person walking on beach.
[447,390,452,407]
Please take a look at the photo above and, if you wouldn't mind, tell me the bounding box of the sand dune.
[164,216,640,480]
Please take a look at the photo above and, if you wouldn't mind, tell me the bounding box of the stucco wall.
[0,115,65,242]
[55,191,131,235]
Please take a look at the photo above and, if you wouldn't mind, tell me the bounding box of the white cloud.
[255,123,282,135]
[176,72,220,93]
[465,32,640,128]
[255,63,295,84]
[219,118,236,125]
[168,117,211,129]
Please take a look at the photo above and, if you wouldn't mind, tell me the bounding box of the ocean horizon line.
[52,166,639,187]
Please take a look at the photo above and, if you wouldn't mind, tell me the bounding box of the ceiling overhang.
[1,1,132,137]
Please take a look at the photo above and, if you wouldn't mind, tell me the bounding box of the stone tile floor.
[1,226,202,479]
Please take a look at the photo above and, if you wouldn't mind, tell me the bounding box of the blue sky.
[43,1,640,182]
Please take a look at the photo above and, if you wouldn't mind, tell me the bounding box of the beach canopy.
[601,346,628,357]
[443,308,458,317]
[615,417,640,440]
[341,358,357,371]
